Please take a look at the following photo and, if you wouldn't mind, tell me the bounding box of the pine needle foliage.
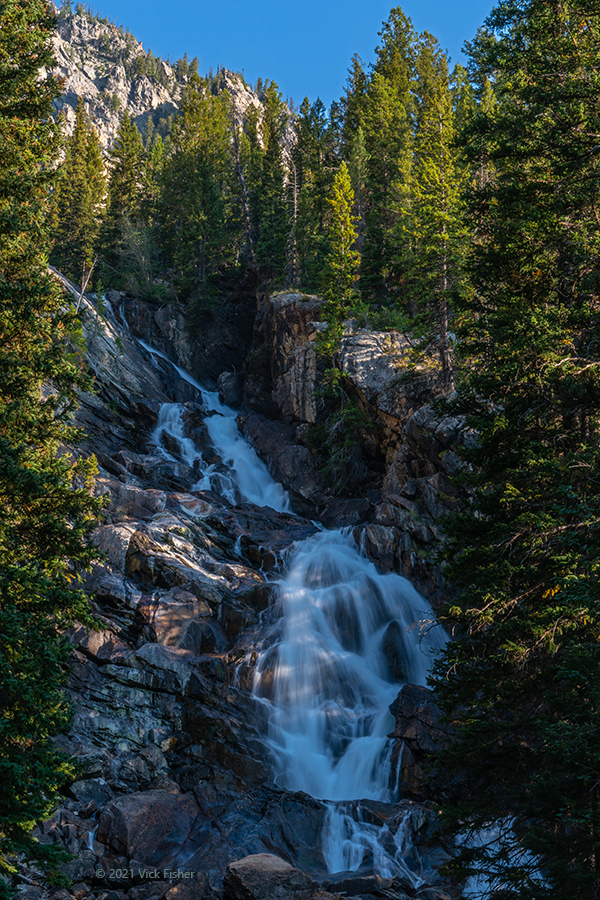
[317,161,360,358]
[429,1,600,896]
[50,97,106,284]
[0,0,101,886]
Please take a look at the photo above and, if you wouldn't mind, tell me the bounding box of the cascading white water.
[138,339,289,512]
[129,332,448,881]
[252,529,446,877]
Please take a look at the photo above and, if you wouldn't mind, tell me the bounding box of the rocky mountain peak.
[52,6,182,149]
[50,6,278,151]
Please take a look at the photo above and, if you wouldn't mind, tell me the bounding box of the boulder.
[218,372,243,408]
[97,790,201,868]
[223,854,314,900]
[160,880,215,900]
[239,413,327,515]
[319,498,371,530]
[389,684,451,800]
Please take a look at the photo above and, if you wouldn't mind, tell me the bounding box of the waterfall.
[131,334,446,880]
[138,339,289,512]
[252,529,446,877]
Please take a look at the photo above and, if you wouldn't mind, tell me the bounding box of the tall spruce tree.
[0,0,100,885]
[157,78,237,298]
[318,161,360,358]
[291,97,338,288]
[252,81,288,283]
[101,112,154,290]
[51,97,106,285]
[430,1,600,896]
[408,32,464,386]
[359,7,414,301]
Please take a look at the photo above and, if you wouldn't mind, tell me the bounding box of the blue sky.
[87,0,495,106]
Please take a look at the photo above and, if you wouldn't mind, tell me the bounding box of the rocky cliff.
[238,292,470,604]
[50,7,284,151]
[51,11,263,151]
[12,282,464,900]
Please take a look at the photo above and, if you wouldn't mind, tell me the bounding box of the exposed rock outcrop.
[243,292,324,423]
[51,10,269,153]
[117,270,258,389]
[389,684,452,801]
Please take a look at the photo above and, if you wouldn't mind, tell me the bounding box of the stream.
[138,339,447,881]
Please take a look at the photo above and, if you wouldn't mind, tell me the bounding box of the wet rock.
[389,684,451,800]
[218,372,243,408]
[358,524,398,571]
[319,498,371,530]
[124,271,257,389]
[381,621,410,682]
[239,413,327,515]
[223,854,314,900]
[97,791,201,868]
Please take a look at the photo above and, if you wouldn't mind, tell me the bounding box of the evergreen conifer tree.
[291,97,338,288]
[157,79,237,298]
[252,82,288,283]
[430,1,600,895]
[101,112,148,286]
[318,162,360,357]
[408,32,464,386]
[359,8,414,300]
[51,97,106,284]
[0,0,100,885]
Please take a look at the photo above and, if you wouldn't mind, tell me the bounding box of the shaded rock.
[223,854,314,900]
[67,777,114,807]
[97,791,201,868]
[218,372,243,408]
[124,270,257,390]
[357,524,398,571]
[239,413,327,515]
[244,292,323,423]
[381,621,410,682]
[59,850,97,882]
[389,684,451,800]
[161,879,216,900]
[321,873,410,898]
[319,498,371,530]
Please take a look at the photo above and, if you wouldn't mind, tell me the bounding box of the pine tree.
[359,7,415,300]
[408,32,464,387]
[157,79,238,298]
[101,112,147,286]
[0,0,100,884]
[252,81,289,283]
[291,97,338,288]
[430,1,600,895]
[317,162,360,358]
[51,97,106,284]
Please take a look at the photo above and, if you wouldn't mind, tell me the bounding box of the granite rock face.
[389,684,452,800]
[118,272,258,391]
[243,292,324,423]
[51,12,272,154]
[21,278,463,900]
